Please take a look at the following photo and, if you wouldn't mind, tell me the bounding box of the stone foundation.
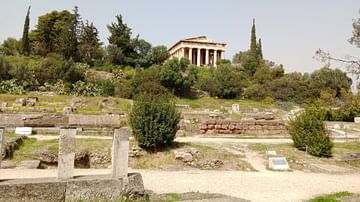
[0,173,146,202]
[200,120,287,135]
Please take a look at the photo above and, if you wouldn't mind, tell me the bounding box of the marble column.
[197,48,201,66]
[112,127,130,179]
[189,48,193,64]
[57,128,76,179]
[220,51,224,60]
[205,49,209,67]
[214,50,217,67]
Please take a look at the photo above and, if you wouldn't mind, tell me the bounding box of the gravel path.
[1,168,359,202]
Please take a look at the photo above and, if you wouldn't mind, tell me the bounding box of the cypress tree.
[22,6,31,56]
[257,38,263,59]
[250,18,258,59]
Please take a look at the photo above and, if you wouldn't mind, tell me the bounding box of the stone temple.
[168,36,226,67]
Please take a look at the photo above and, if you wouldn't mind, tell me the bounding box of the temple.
[168,36,226,67]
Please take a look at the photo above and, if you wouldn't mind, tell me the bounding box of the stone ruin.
[0,114,146,201]
[200,120,287,135]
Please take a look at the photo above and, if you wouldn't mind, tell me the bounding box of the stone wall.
[200,120,287,135]
[0,113,124,128]
[0,173,146,202]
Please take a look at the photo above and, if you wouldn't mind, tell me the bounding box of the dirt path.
[0,168,359,202]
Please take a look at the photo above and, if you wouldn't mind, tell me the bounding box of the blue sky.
[1,0,359,74]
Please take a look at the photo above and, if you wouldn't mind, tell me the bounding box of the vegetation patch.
[309,191,353,202]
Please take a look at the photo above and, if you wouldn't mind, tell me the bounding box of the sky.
[0,0,359,75]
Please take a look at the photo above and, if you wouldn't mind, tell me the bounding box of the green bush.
[97,80,115,96]
[130,93,180,152]
[0,79,25,94]
[287,107,333,157]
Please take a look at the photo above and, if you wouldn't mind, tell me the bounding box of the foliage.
[148,45,169,65]
[0,79,25,94]
[324,95,360,122]
[0,38,21,56]
[244,84,267,101]
[309,192,353,202]
[204,63,245,99]
[160,58,198,95]
[287,106,333,157]
[309,67,352,99]
[22,6,31,56]
[44,80,70,95]
[130,93,180,152]
[72,81,100,96]
[243,19,263,76]
[96,80,115,96]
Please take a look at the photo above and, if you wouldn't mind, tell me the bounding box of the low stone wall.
[0,113,124,128]
[0,173,146,202]
[200,120,287,135]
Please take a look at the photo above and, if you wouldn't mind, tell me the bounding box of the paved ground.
[0,168,359,202]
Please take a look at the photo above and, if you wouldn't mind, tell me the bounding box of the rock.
[17,160,40,169]
[38,86,47,92]
[99,98,118,109]
[174,151,193,162]
[129,145,146,158]
[176,130,186,137]
[90,152,111,167]
[333,124,341,130]
[188,148,201,157]
[0,160,15,168]
[32,150,58,164]
[63,106,76,114]
[15,98,26,106]
[26,97,38,107]
[0,102,8,108]
[71,98,86,107]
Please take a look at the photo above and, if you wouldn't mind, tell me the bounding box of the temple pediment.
[168,36,226,67]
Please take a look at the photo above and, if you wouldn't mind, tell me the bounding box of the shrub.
[72,81,100,96]
[97,80,115,96]
[287,107,333,157]
[130,93,180,152]
[0,79,25,94]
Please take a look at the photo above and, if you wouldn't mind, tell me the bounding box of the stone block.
[355,117,360,123]
[112,127,130,179]
[58,128,76,179]
[17,160,40,169]
[69,114,122,128]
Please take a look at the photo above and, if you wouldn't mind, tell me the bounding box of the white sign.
[355,117,360,123]
[269,157,290,170]
[15,127,32,135]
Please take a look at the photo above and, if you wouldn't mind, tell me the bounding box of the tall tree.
[257,38,263,60]
[79,21,102,65]
[22,6,31,56]
[250,18,258,59]
[244,19,263,76]
[107,15,135,66]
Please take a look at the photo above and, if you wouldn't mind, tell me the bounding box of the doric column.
[214,50,217,67]
[197,48,201,66]
[205,49,209,67]
[220,51,224,60]
[189,48,193,64]
[181,48,184,58]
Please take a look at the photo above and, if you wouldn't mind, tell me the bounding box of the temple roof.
[168,36,226,52]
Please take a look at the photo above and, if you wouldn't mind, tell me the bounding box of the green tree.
[107,15,135,66]
[288,107,333,157]
[206,63,245,99]
[79,21,102,65]
[243,19,263,76]
[309,67,352,99]
[0,38,21,56]
[22,6,31,56]
[30,10,75,55]
[160,58,198,95]
[130,92,180,152]
[148,45,169,65]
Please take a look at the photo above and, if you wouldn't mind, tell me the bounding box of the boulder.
[129,145,146,158]
[15,98,26,106]
[63,106,76,114]
[174,151,193,162]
